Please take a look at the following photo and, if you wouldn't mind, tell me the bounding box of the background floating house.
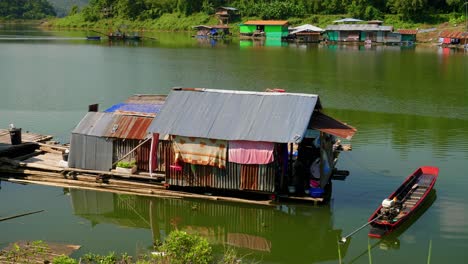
[146,88,356,196]
[239,20,289,39]
[439,31,468,46]
[325,23,398,43]
[288,24,324,43]
[68,95,166,172]
[192,25,231,38]
[398,29,418,44]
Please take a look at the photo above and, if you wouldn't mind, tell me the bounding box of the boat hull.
[368,166,439,238]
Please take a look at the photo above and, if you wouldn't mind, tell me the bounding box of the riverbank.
[39,12,465,44]
[0,231,239,264]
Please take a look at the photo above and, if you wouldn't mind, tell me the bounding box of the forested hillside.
[78,0,465,22]
[0,0,56,19]
[48,0,89,17]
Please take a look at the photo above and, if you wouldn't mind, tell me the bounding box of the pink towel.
[229,141,274,165]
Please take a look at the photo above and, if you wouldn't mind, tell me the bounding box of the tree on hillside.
[0,0,56,19]
[387,0,428,21]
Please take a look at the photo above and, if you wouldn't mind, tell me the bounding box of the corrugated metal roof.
[398,29,418,35]
[309,112,357,140]
[291,24,324,34]
[326,24,393,32]
[104,115,153,140]
[193,25,230,30]
[439,31,468,39]
[104,103,163,117]
[333,18,363,23]
[72,112,114,136]
[219,6,238,11]
[243,20,288,26]
[147,88,320,143]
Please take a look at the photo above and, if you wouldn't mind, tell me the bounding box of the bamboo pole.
[35,142,68,151]
[0,210,44,222]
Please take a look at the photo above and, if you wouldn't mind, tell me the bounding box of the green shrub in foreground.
[161,230,213,264]
[53,255,78,264]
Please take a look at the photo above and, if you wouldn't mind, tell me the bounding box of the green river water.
[0,25,467,263]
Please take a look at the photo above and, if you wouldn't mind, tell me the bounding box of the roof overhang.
[309,112,357,140]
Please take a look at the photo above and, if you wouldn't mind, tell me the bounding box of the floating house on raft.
[239,20,289,39]
[439,31,468,46]
[146,88,356,197]
[325,23,400,43]
[192,25,231,38]
[324,18,417,44]
[68,95,166,172]
[287,24,324,43]
[398,29,418,44]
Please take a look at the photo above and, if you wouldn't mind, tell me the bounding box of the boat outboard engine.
[380,198,400,220]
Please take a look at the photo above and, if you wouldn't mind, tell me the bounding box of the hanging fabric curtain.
[172,135,227,169]
[229,140,275,165]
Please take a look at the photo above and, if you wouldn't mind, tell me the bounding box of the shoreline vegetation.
[2,0,467,44]
[0,231,249,264]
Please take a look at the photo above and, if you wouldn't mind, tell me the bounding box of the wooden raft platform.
[0,241,80,264]
[0,129,52,145]
[0,134,324,206]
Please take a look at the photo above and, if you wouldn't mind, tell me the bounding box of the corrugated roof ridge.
[172,87,318,98]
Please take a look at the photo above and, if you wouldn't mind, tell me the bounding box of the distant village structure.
[324,18,416,44]
[215,7,239,25]
[239,20,289,39]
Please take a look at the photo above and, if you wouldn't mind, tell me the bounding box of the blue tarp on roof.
[104,103,162,114]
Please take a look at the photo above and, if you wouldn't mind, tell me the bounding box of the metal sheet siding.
[105,115,153,140]
[148,90,318,143]
[69,134,113,171]
[113,139,139,164]
[137,140,151,171]
[72,112,114,136]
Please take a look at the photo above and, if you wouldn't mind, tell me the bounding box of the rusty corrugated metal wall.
[137,140,170,172]
[113,139,139,164]
[164,142,282,193]
[136,140,151,171]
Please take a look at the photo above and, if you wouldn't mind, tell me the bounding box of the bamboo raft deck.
[0,131,325,206]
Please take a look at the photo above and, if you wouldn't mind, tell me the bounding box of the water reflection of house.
[146,88,356,198]
[70,189,349,262]
[68,95,166,172]
[239,20,289,39]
